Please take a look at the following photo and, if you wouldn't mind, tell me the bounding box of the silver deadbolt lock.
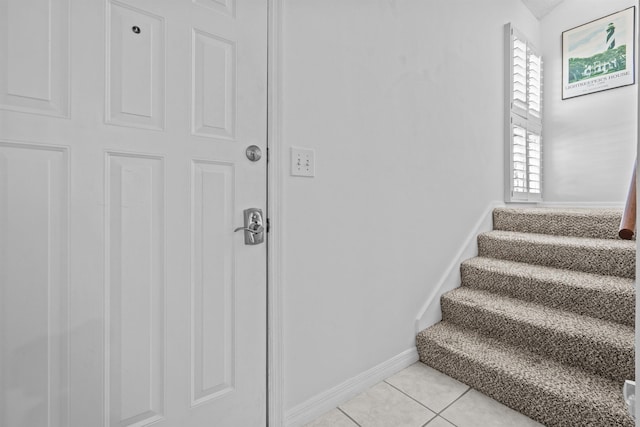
[245,145,262,162]
[234,208,265,245]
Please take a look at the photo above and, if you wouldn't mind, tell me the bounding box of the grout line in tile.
[436,387,472,427]
[383,379,440,414]
[420,413,439,427]
[337,406,362,427]
[308,375,473,427]
[438,415,461,427]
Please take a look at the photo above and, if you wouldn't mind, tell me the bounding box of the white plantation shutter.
[511,36,528,117]
[528,51,542,120]
[511,116,542,196]
[505,24,543,202]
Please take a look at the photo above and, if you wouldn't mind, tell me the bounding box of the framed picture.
[562,6,635,99]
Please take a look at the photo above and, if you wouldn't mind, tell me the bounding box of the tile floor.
[304,362,543,427]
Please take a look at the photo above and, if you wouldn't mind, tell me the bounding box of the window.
[505,24,543,202]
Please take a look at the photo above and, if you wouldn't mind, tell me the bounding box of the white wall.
[280,0,539,414]
[541,0,638,203]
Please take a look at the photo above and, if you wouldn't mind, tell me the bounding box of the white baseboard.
[414,201,504,334]
[284,347,419,427]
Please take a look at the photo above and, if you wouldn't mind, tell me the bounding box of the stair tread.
[417,322,633,426]
[418,321,626,397]
[493,207,623,240]
[480,230,635,249]
[443,287,634,346]
[442,287,634,380]
[478,230,635,279]
[462,256,634,297]
[461,256,635,326]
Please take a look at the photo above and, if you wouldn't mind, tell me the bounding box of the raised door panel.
[0,142,69,427]
[106,1,165,130]
[193,0,236,17]
[190,161,235,407]
[192,30,236,140]
[105,153,165,427]
[0,0,70,117]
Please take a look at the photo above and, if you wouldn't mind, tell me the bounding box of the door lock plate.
[234,208,265,245]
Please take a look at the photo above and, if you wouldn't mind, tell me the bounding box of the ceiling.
[521,0,566,19]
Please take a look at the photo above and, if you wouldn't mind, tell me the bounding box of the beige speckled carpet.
[416,207,636,426]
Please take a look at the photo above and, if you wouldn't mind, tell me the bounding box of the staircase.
[416,207,636,426]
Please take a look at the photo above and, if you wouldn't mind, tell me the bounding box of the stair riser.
[478,235,635,279]
[493,209,622,240]
[416,334,633,427]
[441,297,634,382]
[460,263,635,326]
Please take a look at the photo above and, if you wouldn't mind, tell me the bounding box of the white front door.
[0,0,267,426]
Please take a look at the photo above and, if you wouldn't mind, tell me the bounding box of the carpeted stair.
[416,207,636,426]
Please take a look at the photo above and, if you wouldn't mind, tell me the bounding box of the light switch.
[290,147,315,177]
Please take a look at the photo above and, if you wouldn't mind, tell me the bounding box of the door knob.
[245,145,262,162]
[234,208,265,245]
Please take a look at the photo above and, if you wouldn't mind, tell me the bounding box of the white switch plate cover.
[290,147,315,177]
